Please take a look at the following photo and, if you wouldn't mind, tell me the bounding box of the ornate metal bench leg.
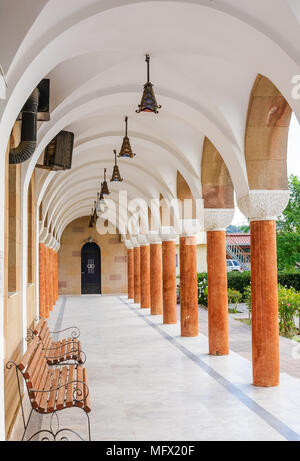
[86,412,91,441]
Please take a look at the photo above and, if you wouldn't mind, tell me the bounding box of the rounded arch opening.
[81,241,101,295]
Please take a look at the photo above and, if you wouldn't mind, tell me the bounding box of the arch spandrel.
[245,74,292,191]
[201,137,234,209]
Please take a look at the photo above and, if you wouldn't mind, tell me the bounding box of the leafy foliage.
[277,175,300,271]
[278,285,300,337]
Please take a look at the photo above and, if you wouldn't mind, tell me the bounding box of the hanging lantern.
[136,54,161,114]
[92,201,98,221]
[111,150,123,182]
[118,116,135,158]
[88,208,94,228]
[96,187,106,212]
[101,168,110,195]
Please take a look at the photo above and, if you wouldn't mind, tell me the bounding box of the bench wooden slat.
[66,338,72,360]
[66,365,75,408]
[38,368,54,413]
[76,366,84,408]
[47,368,61,413]
[33,319,46,336]
[60,339,66,363]
[83,368,91,413]
[25,342,44,382]
[56,367,68,410]
[18,337,40,372]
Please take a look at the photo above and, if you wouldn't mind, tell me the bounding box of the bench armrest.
[30,379,90,403]
[49,326,80,339]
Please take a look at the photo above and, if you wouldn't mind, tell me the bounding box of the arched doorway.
[81,242,101,294]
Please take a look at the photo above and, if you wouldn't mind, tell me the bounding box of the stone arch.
[245,74,292,191]
[201,137,234,209]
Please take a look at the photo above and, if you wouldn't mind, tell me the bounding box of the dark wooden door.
[81,242,101,294]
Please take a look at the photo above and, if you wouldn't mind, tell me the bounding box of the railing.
[226,237,251,271]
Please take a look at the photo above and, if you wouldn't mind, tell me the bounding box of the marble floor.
[9,295,300,441]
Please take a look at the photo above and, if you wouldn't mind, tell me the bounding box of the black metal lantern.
[92,201,98,221]
[101,168,110,195]
[136,54,161,114]
[111,150,123,182]
[118,116,135,158]
[88,208,94,228]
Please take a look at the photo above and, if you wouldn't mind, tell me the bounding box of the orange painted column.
[162,240,177,324]
[140,244,151,309]
[50,249,54,310]
[207,231,229,356]
[127,248,134,299]
[180,236,198,337]
[150,243,163,315]
[39,243,46,318]
[55,252,59,302]
[54,250,59,302]
[44,247,49,318]
[134,246,141,304]
[48,247,53,312]
[251,220,279,387]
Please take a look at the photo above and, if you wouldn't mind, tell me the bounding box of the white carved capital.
[181,219,201,236]
[137,235,149,246]
[124,239,134,250]
[130,237,140,248]
[160,226,178,242]
[39,227,48,243]
[204,209,235,231]
[147,231,162,244]
[237,190,290,221]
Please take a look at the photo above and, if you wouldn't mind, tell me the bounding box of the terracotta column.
[207,231,229,355]
[251,220,279,387]
[149,236,163,316]
[44,246,49,317]
[204,208,235,353]
[139,237,151,309]
[237,189,290,387]
[51,249,56,308]
[162,237,177,324]
[133,243,141,304]
[39,243,46,318]
[180,235,198,337]
[127,244,134,300]
[55,251,59,302]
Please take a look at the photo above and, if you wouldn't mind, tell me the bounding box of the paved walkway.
[198,306,300,380]
[10,295,300,441]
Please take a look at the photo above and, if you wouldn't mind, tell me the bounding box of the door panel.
[81,243,101,294]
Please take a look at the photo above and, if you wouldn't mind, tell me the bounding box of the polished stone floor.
[9,295,300,441]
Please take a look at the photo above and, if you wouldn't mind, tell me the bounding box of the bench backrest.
[34,319,51,349]
[18,336,49,409]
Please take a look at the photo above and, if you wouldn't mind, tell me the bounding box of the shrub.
[198,276,208,307]
[228,288,242,312]
[243,285,252,319]
[278,285,300,337]
[227,272,251,299]
[278,272,300,291]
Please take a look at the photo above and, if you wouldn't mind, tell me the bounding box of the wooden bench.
[32,319,86,366]
[7,336,91,441]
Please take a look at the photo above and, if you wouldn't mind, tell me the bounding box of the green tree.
[277,175,300,271]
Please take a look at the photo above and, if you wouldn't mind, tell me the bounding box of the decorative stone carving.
[147,231,162,244]
[181,219,202,236]
[237,190,290,221]
[204,209,235,231]
[39,227,49,243]
[124,239,133,250]
[160,226,178,242]
[137,234,149,246]
[130,237,140,248]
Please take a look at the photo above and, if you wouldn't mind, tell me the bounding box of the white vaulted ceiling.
[1,0,300,238]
